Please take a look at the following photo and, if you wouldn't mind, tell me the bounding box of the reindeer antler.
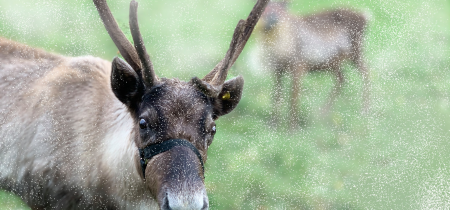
[95,0,266,92]
[94,0,158,87]
[198,0,269,96]
[129,0,158,87]
[94,0,141,72]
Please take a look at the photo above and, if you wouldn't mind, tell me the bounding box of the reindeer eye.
[139,119,147,129]
[211,125,216,135]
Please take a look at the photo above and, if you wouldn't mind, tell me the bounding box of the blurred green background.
[1,0,450,209]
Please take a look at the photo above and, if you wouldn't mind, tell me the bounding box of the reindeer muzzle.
[138,139,204,179]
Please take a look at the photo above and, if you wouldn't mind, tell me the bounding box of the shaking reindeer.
[257,1,370,128]
[0,0,268,209]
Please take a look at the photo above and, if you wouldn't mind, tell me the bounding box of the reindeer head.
[94,0,268,209]
[260,1,289,32]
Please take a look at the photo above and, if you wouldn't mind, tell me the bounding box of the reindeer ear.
[111,57,144,109]
[213,76,244,119]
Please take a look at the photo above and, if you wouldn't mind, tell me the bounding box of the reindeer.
[257,2,370,128]
[0,0,268,209]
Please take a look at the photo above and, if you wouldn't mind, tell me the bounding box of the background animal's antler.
[202,0,270,90]
[93,0,142,72]
[129,0,158,87]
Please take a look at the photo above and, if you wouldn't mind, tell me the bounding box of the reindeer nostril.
[201,198,209,210]
[162,193,171,210]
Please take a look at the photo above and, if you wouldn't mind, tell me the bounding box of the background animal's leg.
[351,36,370,115]
[355,58,370,115]
[271,69,284,127]
[289,65,306,129]
[322,65,344,115]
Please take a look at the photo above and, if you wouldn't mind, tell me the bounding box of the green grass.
[0,191,30,210]
[2,0,450,209]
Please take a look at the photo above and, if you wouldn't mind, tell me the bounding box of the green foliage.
[1,0,450,209]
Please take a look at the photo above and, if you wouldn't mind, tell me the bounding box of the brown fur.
[0,0,268,210]
[0,0,267,208]
[0,36,215,210]
[0,37,136,209]
[0,37,222,209]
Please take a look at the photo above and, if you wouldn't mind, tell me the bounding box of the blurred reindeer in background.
[257,1,370,128]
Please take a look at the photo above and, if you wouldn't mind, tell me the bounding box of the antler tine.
[93,0,142,72]
[129,0,158,87]
[203,0,270,87]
